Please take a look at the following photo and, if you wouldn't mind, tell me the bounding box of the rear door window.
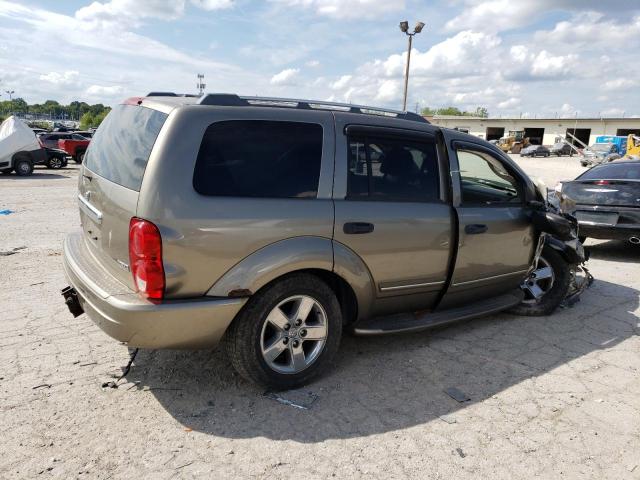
[84,104,167,191]
[347,134,440,202]
[193,120,323,198]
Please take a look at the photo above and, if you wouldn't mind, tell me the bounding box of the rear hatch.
[78,103,168,289]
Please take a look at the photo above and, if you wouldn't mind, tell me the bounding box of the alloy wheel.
[260,295,328,374]
[522,257,555,303]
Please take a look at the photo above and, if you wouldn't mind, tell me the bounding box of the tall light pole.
[6,90,14,101]
[399,21,425,112]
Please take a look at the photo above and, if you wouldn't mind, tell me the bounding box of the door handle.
[344,222,375,234]
[465,224,488,234]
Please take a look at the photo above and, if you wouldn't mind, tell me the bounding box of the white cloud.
[85,85,124,96]
[603,78,638,91]
[330,75,352,90]
[270,0,404,19]
[270,68,300,85]
[190,0,234,10]
[601,108,625,117]
[39,71,80,86]
[497,97,520,109]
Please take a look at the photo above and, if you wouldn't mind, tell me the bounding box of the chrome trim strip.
[452,269,529,287]
[380,280,445,292]
[78,194,103,224]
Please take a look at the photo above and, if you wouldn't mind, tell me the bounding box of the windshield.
[590,144,612,152]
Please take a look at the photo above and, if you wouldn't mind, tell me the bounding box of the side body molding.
[206,236,376,322]
[207,236,333,298]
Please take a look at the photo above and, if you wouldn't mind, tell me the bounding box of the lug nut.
[292,340,299,348]
[284,323,291,330]
[283,338,288,345]
[300,329,307,337]
[295,319,302,326]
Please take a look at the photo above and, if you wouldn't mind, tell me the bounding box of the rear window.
[193,120,323,198]
[579,163,640,180]
[84,104,167,191]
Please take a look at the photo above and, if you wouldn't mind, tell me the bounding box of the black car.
[550,142,573,157]
[520,145,550,157]
[43,147,68,169]
[558,160,640,244]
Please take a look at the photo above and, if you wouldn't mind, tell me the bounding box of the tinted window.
[458,150,521,204]
[193,120,323,198]
[347,135,440,202]
[85,105,167,191]
[579,163,640,180]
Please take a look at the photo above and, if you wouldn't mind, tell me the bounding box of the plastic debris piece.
[0,210,14,215]
[444,387,471,403]
[264,389,319,410]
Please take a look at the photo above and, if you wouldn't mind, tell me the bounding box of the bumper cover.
[62,232,246,349]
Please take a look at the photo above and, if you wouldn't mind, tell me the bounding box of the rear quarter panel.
[137,106,336,298]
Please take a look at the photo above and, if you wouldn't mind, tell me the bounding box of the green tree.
[79,112,95,130]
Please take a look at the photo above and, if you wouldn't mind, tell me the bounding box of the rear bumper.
[62,232,246,349]
[578,223,640,240]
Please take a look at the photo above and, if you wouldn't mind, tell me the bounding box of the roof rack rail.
[196,93,428,123]
[146,92,200,98]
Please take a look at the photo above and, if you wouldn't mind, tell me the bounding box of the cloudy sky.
[0,0,639,117]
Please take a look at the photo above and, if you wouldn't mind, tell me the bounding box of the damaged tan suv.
[62,93,575,389]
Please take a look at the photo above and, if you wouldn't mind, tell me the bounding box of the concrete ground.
[1,156,638,479]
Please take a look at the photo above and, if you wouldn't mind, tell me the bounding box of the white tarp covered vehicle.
[0,116,45,176]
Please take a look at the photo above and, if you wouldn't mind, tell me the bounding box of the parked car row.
[0,116,92,175]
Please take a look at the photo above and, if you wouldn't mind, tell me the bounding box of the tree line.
[0,98,111,129]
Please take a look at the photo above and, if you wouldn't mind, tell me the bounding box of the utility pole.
[196,74,206,96]
[399,21,425,112]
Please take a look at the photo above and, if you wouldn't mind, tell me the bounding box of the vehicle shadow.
[586,239,640,264]
[2,173,68,180]
[125,278,638,442]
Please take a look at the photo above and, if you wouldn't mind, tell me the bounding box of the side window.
[347,135,440,202]
[193,120,323,198]
[457,149,522,204]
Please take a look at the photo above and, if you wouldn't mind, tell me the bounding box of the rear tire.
[509,246,571,316]
[225,273,342,390]
[75,151,85,164]
[14,158,34,176]
[46,155,64,169]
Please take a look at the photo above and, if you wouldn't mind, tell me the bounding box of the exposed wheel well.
[303,269,359,325]
[250,269,359,325]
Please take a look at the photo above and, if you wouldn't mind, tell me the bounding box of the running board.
[353,290,524,336]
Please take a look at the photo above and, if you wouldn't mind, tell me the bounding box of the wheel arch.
[206,236,375,324]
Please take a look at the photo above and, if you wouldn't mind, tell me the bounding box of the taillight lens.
[128,218,165,301]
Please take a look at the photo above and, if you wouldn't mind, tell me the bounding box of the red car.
[58,134,90,163]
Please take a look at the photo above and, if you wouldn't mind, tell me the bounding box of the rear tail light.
[128,218,165,301]
[594,180,610,185]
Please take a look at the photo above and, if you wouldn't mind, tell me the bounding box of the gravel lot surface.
[1,156,638,479]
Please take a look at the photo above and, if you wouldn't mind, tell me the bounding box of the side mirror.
[532,211,574,240]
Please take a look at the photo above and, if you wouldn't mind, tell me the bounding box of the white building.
[429,116,640,147]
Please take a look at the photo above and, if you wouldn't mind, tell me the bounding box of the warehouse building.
[429,116,640,147]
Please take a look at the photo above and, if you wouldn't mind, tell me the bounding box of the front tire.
[225,273,342,390]
[509,246,571,316]
[14,158,34,176]
[75,151,85,164]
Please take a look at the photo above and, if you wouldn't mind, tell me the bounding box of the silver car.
[62,93,575,389]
